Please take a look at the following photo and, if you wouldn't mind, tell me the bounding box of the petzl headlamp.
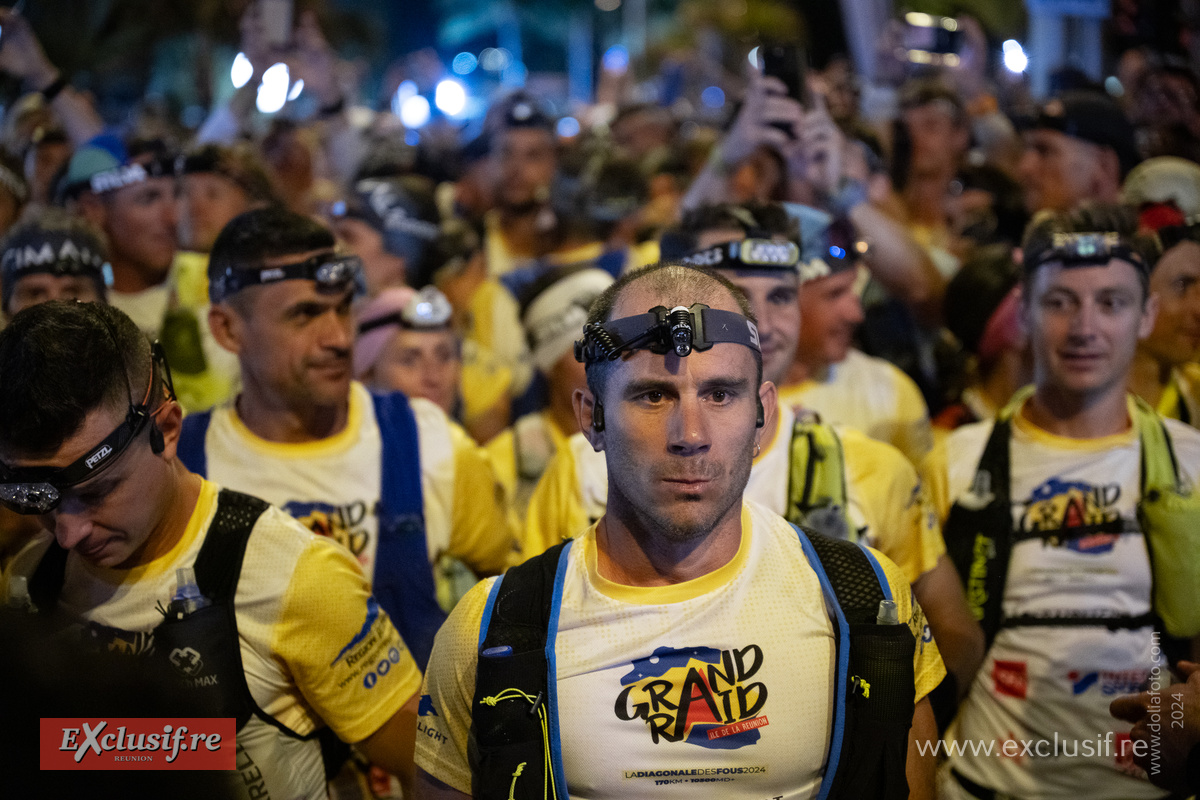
[680,238,801,271]
[1025,231,1149,275]
[574,303,761,364]
[0,342,176,515]
[210,252,365,303]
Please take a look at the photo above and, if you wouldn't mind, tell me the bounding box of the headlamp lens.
[0,482,60,515]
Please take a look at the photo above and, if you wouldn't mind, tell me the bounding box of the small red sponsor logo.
[707,716,769,741]
[992,660,1028,699]
[40,718,235,770]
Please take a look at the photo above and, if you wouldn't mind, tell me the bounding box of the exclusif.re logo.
[40,718,236,770]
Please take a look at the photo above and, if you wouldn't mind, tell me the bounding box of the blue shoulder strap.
[371,391,446,670]
[473,539,573,799]
[789,522,891,800]
[177,410,212,477]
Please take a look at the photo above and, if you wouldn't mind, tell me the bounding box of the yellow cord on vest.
[480,689,558,800]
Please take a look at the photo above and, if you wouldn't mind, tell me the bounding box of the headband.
[1024,231,1149,275]
[575,303,760,364]
[680,238,801,271]
[210,252,364,303]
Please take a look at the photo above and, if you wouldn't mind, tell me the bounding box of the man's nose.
[53,509,94,552]
[320,310,354,352]
[667,394,710,456]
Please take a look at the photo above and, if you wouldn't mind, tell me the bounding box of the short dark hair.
[661,202,798,260]
[0,301,154,458]
[1020,203,1160,299]
[181,143,278,207]
[207,206,336,305]
[583,261,761,398]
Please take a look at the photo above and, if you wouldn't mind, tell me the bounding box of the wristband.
[38,74,67,103]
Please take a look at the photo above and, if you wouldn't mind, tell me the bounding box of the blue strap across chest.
[177,409,212,477]
[371,391,446,670]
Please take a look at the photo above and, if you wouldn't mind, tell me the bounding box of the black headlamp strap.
[1025,231,1149,274]
[575,304,761,364]
[680,239,801,271]
[213,252,364,301]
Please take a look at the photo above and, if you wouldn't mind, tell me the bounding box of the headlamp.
[211,252,365,303]
[1025,231,1148,274]
[0,342,175,515]
[357,286,453,336]
[680,238,801,271]
[574,303,761,364]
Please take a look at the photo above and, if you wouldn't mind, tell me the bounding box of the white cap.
[523,268,615,373]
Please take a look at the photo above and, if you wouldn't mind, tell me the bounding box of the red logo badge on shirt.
[992,660,1027,699]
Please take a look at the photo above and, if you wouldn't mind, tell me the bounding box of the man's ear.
[573,386,604,452]
[1138,290,1161,340]
[208,302,245,356]
[155,399,185,462]
[757,380,778,446]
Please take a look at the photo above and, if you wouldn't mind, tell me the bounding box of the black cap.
[1027,92,1141,177]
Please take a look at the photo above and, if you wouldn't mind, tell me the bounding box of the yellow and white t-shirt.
[923,399,1200,800]
[4,479,420,800]
[199,382,513,580]
[484,411,569,525]
[522,403,943,584]
[778,348,934,466]
[416,501,945,798]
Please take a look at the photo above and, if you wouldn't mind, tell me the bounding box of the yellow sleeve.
[460,344,512,426]
[867,547,947,704]
[272,537,422,744]
[414,577,494,793]
[520,443,590,563]
[842,429,944,584]
[449,421,517,576]
[918,437,953,524]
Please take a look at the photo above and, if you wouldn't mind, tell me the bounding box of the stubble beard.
[606,436,756,547]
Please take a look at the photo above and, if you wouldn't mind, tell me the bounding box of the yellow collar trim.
[584,505,752,605]
[1013,395,1138,451]
[82,478,218,584]
[228,382,366,458]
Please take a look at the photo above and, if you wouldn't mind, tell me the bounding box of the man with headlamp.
[487,266,614,526]
[178,206,514,671]
[925,205,1200,800]
[414,260,942,799]
[1,208,110,318]
[524,203,982,717]
[0,301,422,798]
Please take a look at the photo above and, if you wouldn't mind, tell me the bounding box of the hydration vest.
[29,489,336,800]
[944,388,1200,652]
[178,390,446,668]
[469,525,917,800]
[786,418,857,541]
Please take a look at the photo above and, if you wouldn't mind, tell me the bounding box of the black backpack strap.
[28,539,69,614]
[191,489,270,604]
[944,417,1013,651]
[793,524,916,800]
[470,541,571,800]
